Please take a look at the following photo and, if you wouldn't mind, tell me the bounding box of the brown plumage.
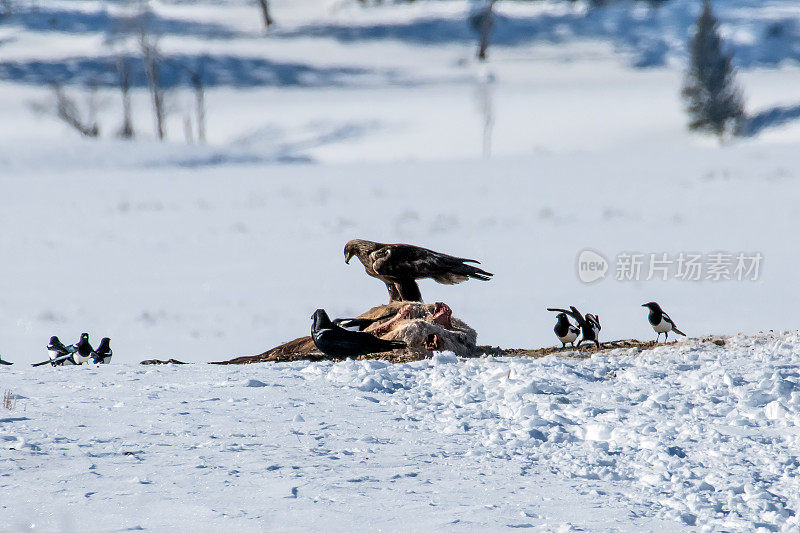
[343,239,493,302]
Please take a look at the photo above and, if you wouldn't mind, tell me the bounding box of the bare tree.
[139,27,166,140]
[183,114,194,144]
[257,0,274,30]
[188,65,206,143]
[48,84,100,137]
[168,59,207,144]
[115,54,135,139]
[475,76,494,157]
[468,0,496,62]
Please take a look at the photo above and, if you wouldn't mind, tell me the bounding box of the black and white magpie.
[547,306,601,348]
[0,354,12,366]
[41,335,76,366]
[642,302,685,342]
[311,309,406,358]
[578,312,601,348]
[91,337,113,364]
[553,312,580,349]
[69,333,94,365]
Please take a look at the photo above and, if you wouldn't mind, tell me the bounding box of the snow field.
[2,0,800,529]
[315,333,800,530]
[3,333,797,530]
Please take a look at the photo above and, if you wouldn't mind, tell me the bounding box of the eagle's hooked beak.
[344,250,353,264]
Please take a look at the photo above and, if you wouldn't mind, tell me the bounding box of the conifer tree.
[682,0,745,139]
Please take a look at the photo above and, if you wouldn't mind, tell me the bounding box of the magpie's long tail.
[673,327,686,336]
[386,340,407,350]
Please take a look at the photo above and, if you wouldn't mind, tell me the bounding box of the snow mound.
[319,332,800,530]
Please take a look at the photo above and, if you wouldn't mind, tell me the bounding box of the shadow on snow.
[742,103,800,136]
[277,2,800,69]
[0,6,241,39]
[0,54,399,89]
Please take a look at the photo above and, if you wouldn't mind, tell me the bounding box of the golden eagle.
[344,239,493,302]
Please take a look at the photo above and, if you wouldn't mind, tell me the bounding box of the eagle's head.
[344,239,380,264]
[343,240,357,264]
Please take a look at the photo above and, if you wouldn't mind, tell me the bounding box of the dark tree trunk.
[257,0,274,30]
[116,55,134,139]
[140,32,166,140]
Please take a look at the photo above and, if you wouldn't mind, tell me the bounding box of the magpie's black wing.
[568,307,588,328]
[662,313,686,335]
[547,308,585,327]
[50,338,69,353]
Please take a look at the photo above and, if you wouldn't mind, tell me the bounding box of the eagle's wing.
[372,244,492,284]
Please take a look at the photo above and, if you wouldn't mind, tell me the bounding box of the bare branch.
[51,84,100,138]
[257,0,274,30]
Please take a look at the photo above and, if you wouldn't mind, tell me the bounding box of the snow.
[2,0,800,529]
[2,332,798,530]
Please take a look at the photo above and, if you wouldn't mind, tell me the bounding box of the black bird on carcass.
[311,309,406,358]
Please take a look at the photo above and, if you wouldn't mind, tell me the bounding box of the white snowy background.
[1,0,799,530]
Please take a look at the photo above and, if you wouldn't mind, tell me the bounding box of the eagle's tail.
[433,264,493,284]
[466,264,493,281]
[673,327,686,336]
[453,262,493,281]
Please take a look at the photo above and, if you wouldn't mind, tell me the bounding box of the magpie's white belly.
[558,330,578,344]
[652,319,672,333]
[73,353,91,364]
[48,349,59,360]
